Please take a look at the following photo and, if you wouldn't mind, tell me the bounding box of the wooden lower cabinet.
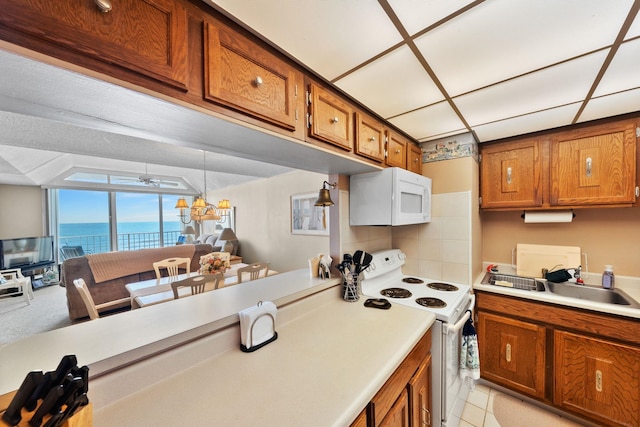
[476,290,640,426]
[355,329,431,427]
[409,353,432,427]
[555,330,640,427]
[477,312,546,399]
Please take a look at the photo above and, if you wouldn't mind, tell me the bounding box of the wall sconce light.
[314,181,336,207]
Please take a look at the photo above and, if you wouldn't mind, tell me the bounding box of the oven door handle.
[444,294,475,335]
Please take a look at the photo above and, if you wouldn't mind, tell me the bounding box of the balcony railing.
[58,231,182,257]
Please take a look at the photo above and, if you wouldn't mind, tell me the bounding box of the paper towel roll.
[523,210,573,223]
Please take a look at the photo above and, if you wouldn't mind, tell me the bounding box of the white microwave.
[349,167,432,226]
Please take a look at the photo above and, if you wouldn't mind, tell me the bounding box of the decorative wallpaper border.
[420,132,479,163]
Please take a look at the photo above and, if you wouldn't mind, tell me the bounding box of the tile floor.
[459,383,500,427]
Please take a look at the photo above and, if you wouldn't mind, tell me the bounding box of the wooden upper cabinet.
[308,83,354,150]
[355,112,385,162]
[407,144,423,174]
[203,21,302,131]
[480,139,542,209]
[554,330,640,427]
[0,0,189,90]
[386,130,408,168]
[549,121,637,206]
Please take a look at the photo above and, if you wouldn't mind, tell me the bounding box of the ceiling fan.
[113,164,180,187]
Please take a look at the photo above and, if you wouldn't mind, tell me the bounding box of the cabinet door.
[204,21,301,131]
[308,84,354,150]
[480,139,542,209]
[550,121,637,206]
[554,330,640,427]
[407,144,423,174]
[409,354,432,427]
[0,0,189,90]
[386,131,408,168]
[478,312,546,398]
[355,112,385,162]
[379,388,410,427]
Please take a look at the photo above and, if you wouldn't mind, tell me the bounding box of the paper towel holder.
[521,209,575,223]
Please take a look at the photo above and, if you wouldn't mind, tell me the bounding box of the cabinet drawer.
[0,0,189,90]
[554,330,640,426]
[204,21,301,131]
[308,83,354,150]
[386,131,407,168]
[355,112,385,162]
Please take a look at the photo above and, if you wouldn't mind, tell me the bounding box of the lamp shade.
[219,227,237,241]
[175,197,189,209]
[217,199,231,209]
[182,226,196,235]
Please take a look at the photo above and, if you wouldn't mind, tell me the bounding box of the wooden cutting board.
[516,244,581,278]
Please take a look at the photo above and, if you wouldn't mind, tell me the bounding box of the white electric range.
[360,249,475,427]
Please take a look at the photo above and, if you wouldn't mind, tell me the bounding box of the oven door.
[442,295,475,426]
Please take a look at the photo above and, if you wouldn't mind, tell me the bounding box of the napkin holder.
[239,301,278,353]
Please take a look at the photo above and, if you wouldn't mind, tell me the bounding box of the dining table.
[125,263,278,308]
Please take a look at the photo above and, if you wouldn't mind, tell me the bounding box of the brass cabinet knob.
[95,0,112,12]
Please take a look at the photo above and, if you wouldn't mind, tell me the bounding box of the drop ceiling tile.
[207,0,402,80]
[455,51,607,126]
[474,103,581,142]
[386,0,476,36]
[334,45,443,118]
[413,0,633,96]
[626,11,640,39]
[388,101,465,140]
[580,88,640,123]
[594,38,640,96]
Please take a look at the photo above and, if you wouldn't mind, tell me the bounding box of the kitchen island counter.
[90,285,435,426]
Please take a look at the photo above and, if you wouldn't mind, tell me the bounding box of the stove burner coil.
[402,277,424,284]
[415,297,447,308]
[380,288,412,298]
[427,282,459,292]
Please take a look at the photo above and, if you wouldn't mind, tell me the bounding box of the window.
[53,189,192,259]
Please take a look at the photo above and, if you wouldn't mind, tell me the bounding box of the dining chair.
[236,262,269,284]
[73,278,125,320]
[171,273,223,299]
[153,257,191,285]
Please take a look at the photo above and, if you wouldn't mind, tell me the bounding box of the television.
[0,236,55,271]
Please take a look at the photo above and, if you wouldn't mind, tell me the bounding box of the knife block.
[0,389,92,427]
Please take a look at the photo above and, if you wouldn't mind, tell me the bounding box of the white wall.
[0,185,45,239]
[207,170,331,273]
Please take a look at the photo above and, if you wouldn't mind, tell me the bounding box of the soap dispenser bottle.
[602,265,615,289]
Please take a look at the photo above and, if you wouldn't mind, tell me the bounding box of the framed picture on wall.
[214,206,236,233]
[291,193,329,235]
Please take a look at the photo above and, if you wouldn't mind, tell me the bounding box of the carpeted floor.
[0,284,76,346]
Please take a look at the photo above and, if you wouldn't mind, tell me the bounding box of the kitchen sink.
[481,272,640,308]
[545,281,640,308]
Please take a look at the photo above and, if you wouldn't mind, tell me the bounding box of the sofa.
[61,244,212,320]
[195,233,239,256]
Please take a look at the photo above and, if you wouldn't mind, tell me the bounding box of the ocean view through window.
[55,189,191,256]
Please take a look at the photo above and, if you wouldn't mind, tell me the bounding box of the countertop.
[0,269,337,395]
[90,287,435,426]
[1,269,436,426]
[473,264,640,320]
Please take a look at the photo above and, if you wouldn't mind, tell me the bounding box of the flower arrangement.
[199,253,231,274]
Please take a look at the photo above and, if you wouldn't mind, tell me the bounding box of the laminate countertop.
[2,269,435,426]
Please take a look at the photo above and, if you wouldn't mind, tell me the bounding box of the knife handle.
[1,371,43,426]
[50,355,77,385]
[24,372,52,412]
[28,385,63,427]
[51,376,83,415]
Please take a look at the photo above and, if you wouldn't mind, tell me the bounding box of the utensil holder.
[342,272,359,302]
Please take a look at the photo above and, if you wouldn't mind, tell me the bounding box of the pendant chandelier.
[175,151,231,224]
